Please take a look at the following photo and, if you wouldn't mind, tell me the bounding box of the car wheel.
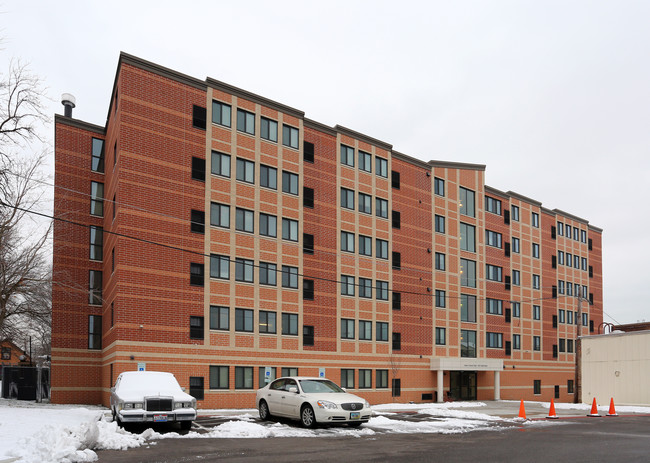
[259,400,271,421]
[348,421,363,428]
[180,421,192,431]
[300,404,317,428]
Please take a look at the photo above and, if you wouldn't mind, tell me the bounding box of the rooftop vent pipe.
[61,93,76,118]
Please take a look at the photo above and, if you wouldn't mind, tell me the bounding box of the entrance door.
[449,371,477,400]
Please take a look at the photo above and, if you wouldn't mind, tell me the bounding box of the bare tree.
[0,55,52,355]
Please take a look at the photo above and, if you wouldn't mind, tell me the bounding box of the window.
[260,117,277,142]
[281,124,299,149]
[573,227,579,241]
[567,282,573,296]
[376,239,388,259]
[2,347,12,360]
[192,157,205,181]
[190,316,204,340]
[435,253,446,271]
[581,229,587,243]
[236,158,255,183]
[435,215,445,234]
[533,336,541,351]
[358,151,372,172]
[391,171,400,189]
[191,209,205,234]
[303,233,314,254]
[460,223,476,252]
[376,280,389,300]
[210,202,230,228]
[303,325,314,346]
[90,182,104,217]
[211,151,231,177]
[513,334,521,350]
[237,109,255,135]
[461,294,477,322]
[581,257,587,271]
[259,310,277,334]
[235,258,254,283]
[341,145,355,167]
[532,212,540,228]
[460,330,476,357]
[235,208,254,233]
[559,338,566,353]
[511,237,520,254]
[359,278,372,298]
[566,253,572,267]
[392,292,401,310]
[533,274,540,290]
[485,230,502,248]
[533,305,541,320]
[341,319,355,339]
[304,187,314,208]
[486,264,502,282]
[359,192,372,214]
[91,138,105,173]
[210,366,229,389]
[89,270,102,305]
[486,299,503,315]
[582,313,588,327]
[461,259,476,287]
[260,165,277,189]
[359,369,372,389]
[392,210,401,229]
[341,231,355,253]
[282,367,299,377]
[282,218,299,241]
[511,205,520,221]
[392,332,401,350]
[376,322,389,342]
[341,369,355,388]
[568,309,575,324]
[435,290,446,308]
[559,309,566,323]
[282,265,298,289]
[567,339,574,353]
[376,198,388,218]
[259,367,277,388]
[303,279,314,300]
[434,177,445,196]
[341,187,355,210]
[459,187,475,217]
[259,262,277,286]
[235,366,254,389]
[260,213,277,237]
[212,100,231,127]
[359,320,372,340]
[558,222,564,236]
[485,196,502,215]
[235,308,254,332]
[359,235,372,256]
[566,225,572,239]
[532,243,540,258]
[377,370,388,388]
[88,315,102,349]
[512,270,520,286]
[534,379,541,395]
[392,251,401,270]
[567,379,574,394]
[190,262,204,286]
[512,302,521,317]
[435,327,446,345]
[282,313,298,336]
[574,255,580,269]
[192,105,206,129]
[376,157,388,177]
[558,251,565,265]
[210,306,229,330]
[486,332,503,348]
[304,141,315,162]
[341,275,355,296]
[89,226,103,260]
[210,255,230,279]
[282,171,299,195]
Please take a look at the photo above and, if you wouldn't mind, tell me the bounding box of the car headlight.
[124,402,143,409]
[316,400,338,410]
[175,402,192,409]
[364,400,370,409]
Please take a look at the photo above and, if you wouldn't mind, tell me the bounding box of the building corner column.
[494,370,501,400]
[437,369,444,403]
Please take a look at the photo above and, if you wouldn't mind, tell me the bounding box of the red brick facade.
[51,53,603,408]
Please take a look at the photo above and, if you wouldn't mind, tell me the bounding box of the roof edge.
[55,114,106,135]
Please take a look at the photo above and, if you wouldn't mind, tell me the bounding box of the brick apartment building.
[52,53,603,408]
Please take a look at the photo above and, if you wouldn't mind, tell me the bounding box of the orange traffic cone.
[606,398,618,417]
[546,398,559,419]
[587,397,600,417]
[518,399,527,419]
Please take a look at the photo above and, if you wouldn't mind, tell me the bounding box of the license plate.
[350,412,360,420]
[154,414,168,422]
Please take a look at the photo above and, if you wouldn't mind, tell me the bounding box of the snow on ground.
[2,399,649,463]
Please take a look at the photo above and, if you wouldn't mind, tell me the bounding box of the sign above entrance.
[430,357,503,372]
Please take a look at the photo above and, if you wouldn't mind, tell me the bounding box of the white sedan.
[110,371,197,430]
[256,377,372,428]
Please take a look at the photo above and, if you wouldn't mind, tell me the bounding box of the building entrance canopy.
[429,357,503,403]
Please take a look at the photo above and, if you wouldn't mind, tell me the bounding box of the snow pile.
[367,415,491,434]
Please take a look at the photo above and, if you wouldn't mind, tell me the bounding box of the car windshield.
[299,379,345,394]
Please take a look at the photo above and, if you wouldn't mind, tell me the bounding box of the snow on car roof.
[117,371,183,392]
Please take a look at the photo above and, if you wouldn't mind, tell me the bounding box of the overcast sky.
[3,0,649,325]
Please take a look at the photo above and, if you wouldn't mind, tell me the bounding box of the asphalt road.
[97,415,650,463]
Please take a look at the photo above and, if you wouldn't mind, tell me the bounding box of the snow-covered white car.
[110,371,196,430]
[256,377,371,428]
